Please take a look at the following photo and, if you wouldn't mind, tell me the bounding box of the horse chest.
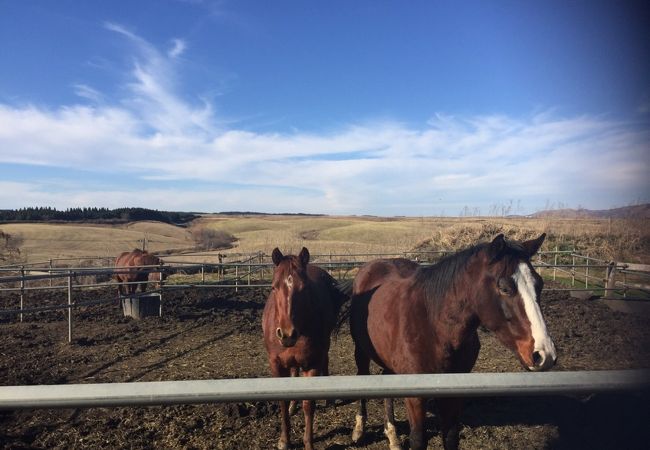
[276,338,322,370]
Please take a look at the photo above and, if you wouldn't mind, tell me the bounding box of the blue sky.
[0,0,648,216]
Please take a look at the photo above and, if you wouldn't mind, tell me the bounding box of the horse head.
[146,256,168,288]
[270,247,311,347]
[476,233,557,372]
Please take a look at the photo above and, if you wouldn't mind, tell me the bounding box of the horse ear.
[271,248,283,266]
[298,247,310,267]
[488,234,506,263]
[522,233,546,257]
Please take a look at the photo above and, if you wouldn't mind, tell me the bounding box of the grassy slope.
[2,215,648,265]
[197,216,438,257]
[1,222,193,263]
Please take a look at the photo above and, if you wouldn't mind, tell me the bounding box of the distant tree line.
[0,207,197,224]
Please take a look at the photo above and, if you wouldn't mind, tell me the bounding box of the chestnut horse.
[113,249,166,299]
[349,258,419,447]
[262,247,348,450]
[349,234,556,450]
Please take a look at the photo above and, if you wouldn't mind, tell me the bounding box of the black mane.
[415,238,530,303]
[414,243,487,302]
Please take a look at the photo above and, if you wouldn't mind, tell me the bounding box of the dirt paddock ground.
[1,285,649,449]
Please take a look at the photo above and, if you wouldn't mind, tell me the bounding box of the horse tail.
[337,278,354,297]
[332,278,353,337]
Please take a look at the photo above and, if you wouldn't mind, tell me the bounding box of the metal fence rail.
[1,250,648,344]
[1,370,648,410]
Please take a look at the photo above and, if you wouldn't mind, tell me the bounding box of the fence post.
[247,261,251,286]
[159,262,164,317]
[20,266,25,323]
[572,254,576,286]
[49,259,53,287]
[605,262,617,298]
[67,271,73,343]
[553,247,558,281]
[585,254,589,288]
[235,265,239,293]
[201,265,205,284]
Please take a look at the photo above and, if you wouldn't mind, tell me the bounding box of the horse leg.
[278,399,291,450]
[352,346,370,444]
[323,353,335,407]
[116,281,123,306]
[437,398,463,450]
[288,367,299,415]
[270,363,291,450]
[384,398,402,450]
[404,397,427,450]
[301,368,318,450]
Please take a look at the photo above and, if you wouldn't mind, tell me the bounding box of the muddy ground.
[1,285,649,450]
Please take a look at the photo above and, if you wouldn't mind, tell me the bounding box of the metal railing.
[1,250,648,343]
[1,370,648,410]
[537,249,650,299]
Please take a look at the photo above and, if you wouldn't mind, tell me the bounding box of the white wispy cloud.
[73,84,104,103]
[0,25,647,215]
[168,39,187,58]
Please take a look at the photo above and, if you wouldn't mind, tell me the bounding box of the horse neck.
[421,253,486,347]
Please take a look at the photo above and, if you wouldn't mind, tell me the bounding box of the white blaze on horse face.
[512,263,557,366]
[284,274,293,316]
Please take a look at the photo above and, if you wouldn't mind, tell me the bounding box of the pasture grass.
[1,215,648,267]
[0,222,194,264]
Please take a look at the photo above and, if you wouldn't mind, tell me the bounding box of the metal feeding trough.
[122,293,161,319]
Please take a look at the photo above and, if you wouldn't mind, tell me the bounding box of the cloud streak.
[0,24,647,215]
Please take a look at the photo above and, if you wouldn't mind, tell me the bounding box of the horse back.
[114,249,158,282]
[353,258,419,294]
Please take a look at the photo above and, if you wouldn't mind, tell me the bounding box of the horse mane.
[415,243,487,303]
[415,238,530,304]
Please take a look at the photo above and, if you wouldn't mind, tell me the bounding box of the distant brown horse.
[113,249,166,299]
[349,234,556,450]
[262,247,347,450]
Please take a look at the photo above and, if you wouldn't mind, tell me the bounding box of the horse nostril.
[533,351,544,367]
[275,328,283,339]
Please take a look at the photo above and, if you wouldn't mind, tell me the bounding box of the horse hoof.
[351,415,365,444]
[351,430,363,444]
[384,423,402,450]
[277,439,288,450]
[352,426,364,443]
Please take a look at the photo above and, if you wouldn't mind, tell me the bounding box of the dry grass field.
[1,215,648,265]
[196,215,649,263]
[0,222,194,264]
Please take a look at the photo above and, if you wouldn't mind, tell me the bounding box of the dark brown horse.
[262,247,347,450]
[113,249,166,299]
[349,234,556,450]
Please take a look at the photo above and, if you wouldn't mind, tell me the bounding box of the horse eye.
[497,278,514,295]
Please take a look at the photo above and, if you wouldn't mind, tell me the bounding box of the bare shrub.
[412,219,650,263]
[0,229,22,264]
[191,227,237,251]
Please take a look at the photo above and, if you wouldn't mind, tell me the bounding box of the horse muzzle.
[527,348,557,372]
[276,327,298,347]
